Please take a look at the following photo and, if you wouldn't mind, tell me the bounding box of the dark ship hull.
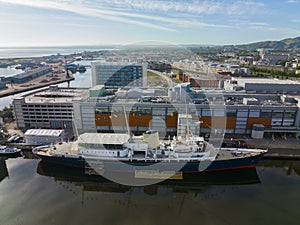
[36,153,85,169]
[86,151,265,176]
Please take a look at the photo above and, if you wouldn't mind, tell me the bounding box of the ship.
[0,145,22,157]
[32,143,85,168]
[80,131,267,178]
[33,131,267,179]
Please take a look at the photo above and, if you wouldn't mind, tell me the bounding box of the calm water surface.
[0,47,115,58]
[0,157,299,225]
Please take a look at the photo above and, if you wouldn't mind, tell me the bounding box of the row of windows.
[23,112,71,116]
[79,143,124,150]
[22,105,72,108]
[95,107,297,119]
[22,109,72,113]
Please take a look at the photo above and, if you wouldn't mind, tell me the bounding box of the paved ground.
[3,120,23,137]
[224,135,300,158]
[0,72,74,98]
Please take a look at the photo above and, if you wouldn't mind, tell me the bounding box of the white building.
[24,129,66,145]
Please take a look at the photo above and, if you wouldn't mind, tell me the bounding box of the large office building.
[73,85,300,137]
[13,85,86,130]
[91,62,147,88]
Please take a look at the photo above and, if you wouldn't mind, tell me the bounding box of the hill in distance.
[237,37,300,50]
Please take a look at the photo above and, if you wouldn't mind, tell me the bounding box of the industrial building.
[73,85,300,137]
[24,129,66,145]
[2,67,52,84]
[13,85,86,130]
[91,62,147,88]
[224,78,300,94]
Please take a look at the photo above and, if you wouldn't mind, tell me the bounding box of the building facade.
[13,86,86,130]
[73,88,300,137]
[91,62,147,88]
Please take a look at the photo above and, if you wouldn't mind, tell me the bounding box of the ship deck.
[37,142,79,156]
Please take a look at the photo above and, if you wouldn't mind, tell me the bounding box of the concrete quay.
[0,72,74,98]
[225,136,300,160]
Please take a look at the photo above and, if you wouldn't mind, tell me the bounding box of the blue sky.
[0,0,300,47]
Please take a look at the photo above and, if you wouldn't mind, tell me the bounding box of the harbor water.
[0,61,93,109]
[0,156,299,225]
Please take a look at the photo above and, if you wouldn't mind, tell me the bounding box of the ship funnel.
[143,130,160,149]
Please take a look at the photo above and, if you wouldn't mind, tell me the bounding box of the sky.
[0,0,300,47]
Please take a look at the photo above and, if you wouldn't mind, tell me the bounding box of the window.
[261,112,272,118]
[202,109,212,116]
[226,109,237,117]
[272,112,283,118]
[284,111,296,119]
[249,110,260,117]
[237,110,248,117]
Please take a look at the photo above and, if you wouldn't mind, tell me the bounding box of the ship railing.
[82,155,215,162]
[219,148,267,153]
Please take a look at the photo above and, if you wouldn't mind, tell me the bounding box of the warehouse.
[24,129,67,145]
[2,67,52,84]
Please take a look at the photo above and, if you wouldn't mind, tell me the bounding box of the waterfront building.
[73,86,300,137]
[24,129,66,145]
[91,62,147,88]
[2,67,52,84]
[13,85,86,130]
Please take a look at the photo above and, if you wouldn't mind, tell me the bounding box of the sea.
[0,46,116,59]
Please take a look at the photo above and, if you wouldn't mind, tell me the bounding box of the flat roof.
[78,133,130,145]
[232,78,300,85]
[21,88,87,104]
[12,67,52,79]
[24,129,64,137]
[89,85,105,91]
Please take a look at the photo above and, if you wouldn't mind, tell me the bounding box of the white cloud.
[0,0,176,31]
[0,0,239,31]
[97,0,265,16]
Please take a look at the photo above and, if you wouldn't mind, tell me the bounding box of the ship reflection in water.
[36,161,261,194]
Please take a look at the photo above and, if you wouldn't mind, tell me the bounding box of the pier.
[0,73,74,98]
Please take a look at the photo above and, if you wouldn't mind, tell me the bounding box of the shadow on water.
[259,159,300,176]
[0,157,8,182]
[36,161,261,194]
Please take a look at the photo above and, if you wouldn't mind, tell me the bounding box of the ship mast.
[123,106,131,139]
[186,106,190,139]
